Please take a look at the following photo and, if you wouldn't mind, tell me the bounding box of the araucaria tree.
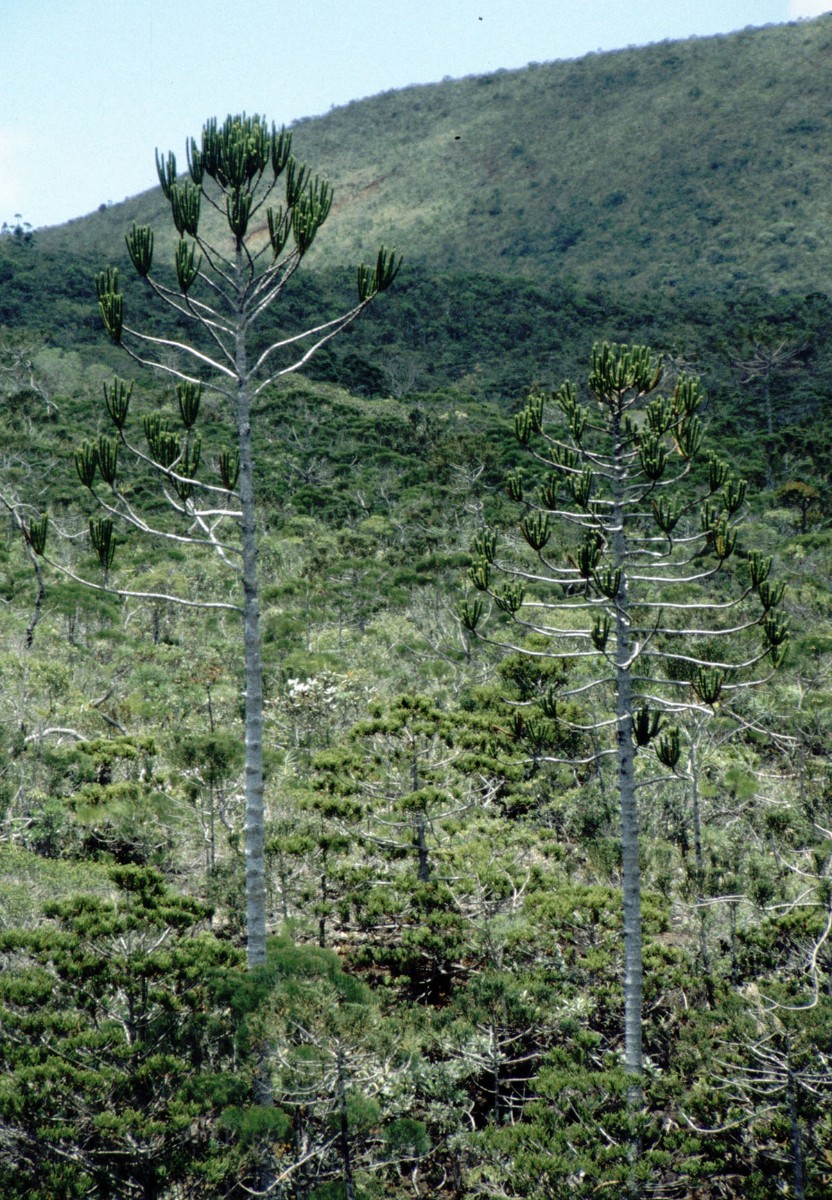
[462,344,789,1107]
[83,114,398,967]
[0,867,247,1199]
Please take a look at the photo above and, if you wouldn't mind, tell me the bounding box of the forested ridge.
[0,18,831,1200]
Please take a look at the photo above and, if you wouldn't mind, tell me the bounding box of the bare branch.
[41,553,242,613]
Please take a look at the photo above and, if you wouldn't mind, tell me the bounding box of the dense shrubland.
[1,309,830,1195]
[2,21,832,1198]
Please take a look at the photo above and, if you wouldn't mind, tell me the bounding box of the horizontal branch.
[633,590,755,613]
[41,554,242,613]
[24,726,85,744]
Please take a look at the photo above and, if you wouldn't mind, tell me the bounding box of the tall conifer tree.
[462,344,788,1130]
[81,114,399,968]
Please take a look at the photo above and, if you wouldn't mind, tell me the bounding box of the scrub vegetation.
[1,16,832,1200]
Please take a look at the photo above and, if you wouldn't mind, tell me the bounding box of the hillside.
[1,22,832,1200]
[36,15,832,297]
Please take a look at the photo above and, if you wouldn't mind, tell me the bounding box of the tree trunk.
[415,812,430,882]
[411,738,431,881]
[235,270,275,1200]
[611,412,644,1099]
[786,1051,806,1200]
[319,849,329,948]
[235,309,267,971]
[615,632,643,1095]
[336,1046,357,1200]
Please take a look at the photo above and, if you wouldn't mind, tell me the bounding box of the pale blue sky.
[1,0,828,229]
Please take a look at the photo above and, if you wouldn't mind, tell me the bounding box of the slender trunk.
[411,739,430,881]
[415,812,430,882]
[786,1057,806,1200]
[235,260,275,1198]
[611,410,643,1100]
[319,848,329,948]
[616,637,643,1095]
[336,1046,357,1200]
[236,304,267,971]
[491,1037,502,1124]
[208,781,216,874]
[24,542,45,649]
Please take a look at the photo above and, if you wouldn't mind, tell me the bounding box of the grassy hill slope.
[36,15,832,297]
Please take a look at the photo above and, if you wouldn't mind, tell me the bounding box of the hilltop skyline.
[1,0,828,230]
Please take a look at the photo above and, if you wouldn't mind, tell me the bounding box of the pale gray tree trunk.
[235,315,267,970]
[235,285,274,1196]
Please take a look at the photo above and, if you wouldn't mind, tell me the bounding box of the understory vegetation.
[2,20,832,1200]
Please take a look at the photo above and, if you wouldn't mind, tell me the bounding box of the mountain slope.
[37,15,832,297]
